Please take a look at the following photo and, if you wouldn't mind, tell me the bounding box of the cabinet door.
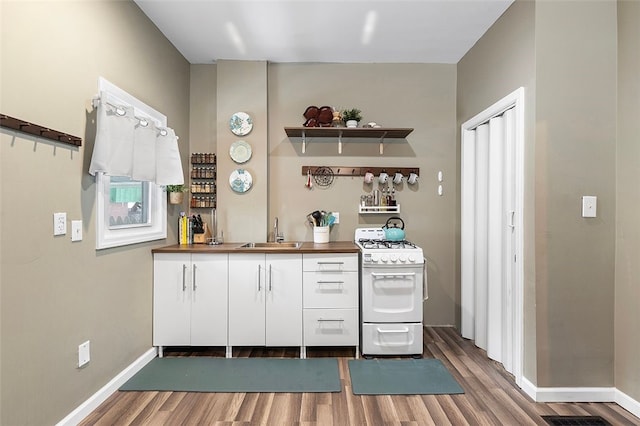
[190,253,228,346]
[153,253,191,346]
[228,253,266,346]
[265,254,302,346]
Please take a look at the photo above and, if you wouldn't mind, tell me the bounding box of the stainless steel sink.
[238,242,303,249]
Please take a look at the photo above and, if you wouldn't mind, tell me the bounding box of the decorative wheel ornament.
[313,166,335,188]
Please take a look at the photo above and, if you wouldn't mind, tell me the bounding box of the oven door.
[361,264,423,323]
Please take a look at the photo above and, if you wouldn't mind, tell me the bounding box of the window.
[92,77,172,250]
[96,172,166,249]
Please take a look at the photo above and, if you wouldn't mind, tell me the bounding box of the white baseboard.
[616,388,640,419]
[56,347,157,426]
[521,377,640,418]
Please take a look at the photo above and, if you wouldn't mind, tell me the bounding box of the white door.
[461,87,524,384]
[228,253,266,346]
[153,253,191,346]
[265,254,302,346]
[190,253,228,346]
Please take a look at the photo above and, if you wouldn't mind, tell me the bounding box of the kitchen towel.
[348,358,464,395]
[120,357,341,393]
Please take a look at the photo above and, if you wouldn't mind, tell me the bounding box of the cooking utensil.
[383,216,405,241]
[311,210,322,226]
[305,169,313,189]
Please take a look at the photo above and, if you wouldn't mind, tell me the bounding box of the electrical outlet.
[78,340,90,368]
[333,212,339,224]
[53,212,67,236]
[71,220,82,242]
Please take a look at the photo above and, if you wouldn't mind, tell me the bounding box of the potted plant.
[341,108,362,128]
[166,184,187,204]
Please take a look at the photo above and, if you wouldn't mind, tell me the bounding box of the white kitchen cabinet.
[302,253,359,358]
[228,253,303,352]
[153,253,228,356]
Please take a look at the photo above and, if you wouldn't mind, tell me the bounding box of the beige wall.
[216,60,269,243]
[457,0,537,380]
[616,0,640,402]
[0,1,190,425]
[266,63,458,325]
[459,0,629,392]
[192,62,458,324]
[535,0,617,388]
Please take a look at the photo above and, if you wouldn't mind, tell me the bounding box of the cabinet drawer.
[303,272,358,308]
[303,308,358,346]
[361,323,423,355]
[303,253,359,272]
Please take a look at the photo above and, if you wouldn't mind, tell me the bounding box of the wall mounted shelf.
[0,113,82,147]
[284,126,413,154]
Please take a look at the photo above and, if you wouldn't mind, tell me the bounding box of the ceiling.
[134,0,514,64]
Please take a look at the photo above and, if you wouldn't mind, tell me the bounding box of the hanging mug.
[364,171,374,184]
[378,171,389,184]
[408,172,418,185]
[393,172,404,184]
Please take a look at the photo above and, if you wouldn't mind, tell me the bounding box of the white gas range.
[355,227,427,358]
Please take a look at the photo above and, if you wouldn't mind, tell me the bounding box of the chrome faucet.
[274,217,284,243]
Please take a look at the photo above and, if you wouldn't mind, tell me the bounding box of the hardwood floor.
[80,327,639,425]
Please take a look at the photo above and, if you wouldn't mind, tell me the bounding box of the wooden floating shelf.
[0,114,82,147]
[302,166,419,177]
[284,126,413,154]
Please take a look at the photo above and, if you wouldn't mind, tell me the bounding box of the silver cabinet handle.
[317,261,344,265]
[257,264,262,291]
[317,281,344,290]
[318,318,344,322]
[192,264,197,291]
[268,264,273,291]
[182,264,187,292]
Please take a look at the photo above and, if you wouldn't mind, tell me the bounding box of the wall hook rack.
[302,166,419,177]
[0,113,82,147]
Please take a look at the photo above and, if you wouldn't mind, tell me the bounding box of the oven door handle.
[423,259,429,301]
[376,327,409,334]
[370,272,416,277]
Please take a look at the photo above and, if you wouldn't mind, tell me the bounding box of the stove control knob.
[390,254,398,263]
[399,254,407,263]
[408,255,416,263]
[371,254,381,263]
[380,255,389,263]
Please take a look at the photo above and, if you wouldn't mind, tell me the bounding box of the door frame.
[460,87,525,387]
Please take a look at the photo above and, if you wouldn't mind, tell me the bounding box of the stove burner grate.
[358,239,417,250]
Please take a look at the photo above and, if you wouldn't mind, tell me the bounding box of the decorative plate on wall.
[229,112,253,136]
[229,168,253,193]
[229,140,252,164]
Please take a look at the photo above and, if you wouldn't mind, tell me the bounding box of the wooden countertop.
[152,241,359,254]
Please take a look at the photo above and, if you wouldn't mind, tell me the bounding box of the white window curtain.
[89,93,184,186]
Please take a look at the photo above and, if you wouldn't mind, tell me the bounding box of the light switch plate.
[71,220,82,241]
[582,196,597,218]
[78,340,90,368]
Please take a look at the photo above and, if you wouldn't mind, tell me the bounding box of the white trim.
[461,87,525,387]
[521,377,640,418]
[97,77,167,127]
[616,388,640,419]
[55,347,157,426]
